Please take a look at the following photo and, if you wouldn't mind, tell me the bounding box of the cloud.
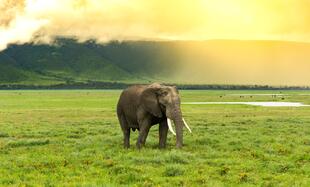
[1,0,310,51]
[0,0,204,50]
[0,0,48,50]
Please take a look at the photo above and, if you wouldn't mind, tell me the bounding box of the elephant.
[116,83,191,149]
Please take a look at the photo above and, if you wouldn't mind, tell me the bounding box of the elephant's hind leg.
[123,128,130,148]
[118,113,130,148]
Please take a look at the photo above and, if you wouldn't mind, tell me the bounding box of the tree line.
[0,81,309,90]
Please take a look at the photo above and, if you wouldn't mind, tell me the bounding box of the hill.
[1,39,310,87]
[1,39,182,85]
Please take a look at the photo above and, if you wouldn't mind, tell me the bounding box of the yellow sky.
[1,0,310,50]
[1,0,310,85]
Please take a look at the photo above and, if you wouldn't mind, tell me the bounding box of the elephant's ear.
[140,88,163,118]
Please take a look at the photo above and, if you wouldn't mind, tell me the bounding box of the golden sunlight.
[1,0,310,47]
[1,0,310,85]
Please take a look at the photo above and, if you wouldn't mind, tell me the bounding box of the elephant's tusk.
[167,118,176,135]
[182,118,192,133]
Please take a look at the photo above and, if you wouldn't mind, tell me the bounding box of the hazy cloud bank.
[1,0,310,51]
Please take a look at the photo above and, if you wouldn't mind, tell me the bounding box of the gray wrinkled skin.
[117,83,185,149]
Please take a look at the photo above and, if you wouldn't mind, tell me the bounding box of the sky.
[1,0,310,50]
[1,0,310,86]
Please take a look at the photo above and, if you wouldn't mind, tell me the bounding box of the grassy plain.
[0,90,309,186]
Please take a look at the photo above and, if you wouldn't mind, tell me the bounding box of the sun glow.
[1,0,310,48]
[1,0,310,85]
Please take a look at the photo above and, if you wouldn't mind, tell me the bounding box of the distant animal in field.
[116,83,191,149]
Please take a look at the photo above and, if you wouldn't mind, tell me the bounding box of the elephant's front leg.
[159,120,168,148]
[136,119,151,149]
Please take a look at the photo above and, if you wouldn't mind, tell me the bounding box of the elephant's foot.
[136,142,143,149]
[159,144,166,149]
[176,142,183,149]
[124,143,130,149]
[136,138,147,149]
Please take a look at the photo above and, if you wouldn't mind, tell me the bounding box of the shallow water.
[183,102,310,107]
[228,94,310,96]
[228,94,287,96]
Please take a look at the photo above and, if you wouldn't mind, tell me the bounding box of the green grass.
[0,90,309,186]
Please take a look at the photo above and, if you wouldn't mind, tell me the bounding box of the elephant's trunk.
[166,100,191,148]
[172,107,184,148]
[174,117,183,148]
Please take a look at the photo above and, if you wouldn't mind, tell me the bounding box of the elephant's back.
[117,85,146,114]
